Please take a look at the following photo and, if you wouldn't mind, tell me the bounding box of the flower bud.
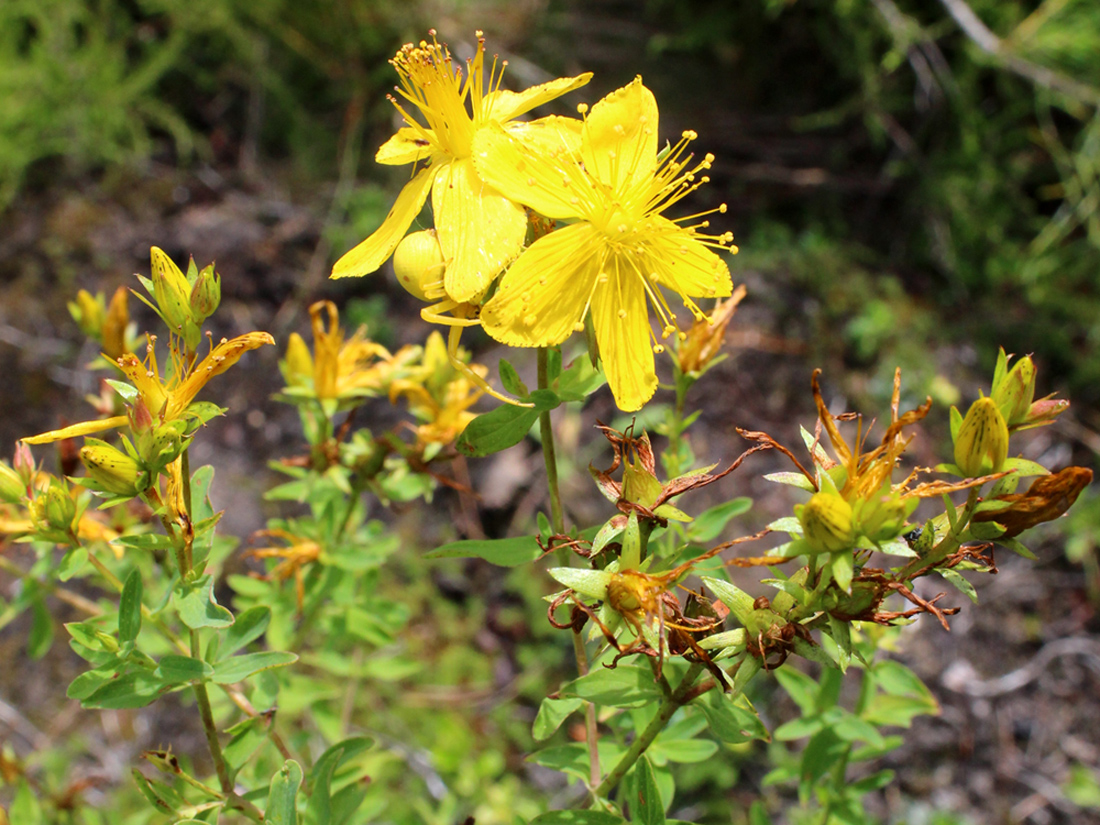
[150,247,194,333]
[991,354,1035,427]
[102,287,130,360]
[128,398,154,434]
[13,441,35,483]
[953,397,1009,477]
[33,480,77,533]
[857,486,918,543]
[189,263,221,324]
[797,492,855,553]
[0,461,24,503]
[393,230,446,302]
[80,442,143,497]
[69,290,105,338]
[282,332,314,388]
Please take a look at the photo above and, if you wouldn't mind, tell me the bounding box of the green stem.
[592,663,704,801]
[537,348,565,535]
[571,629,601,788]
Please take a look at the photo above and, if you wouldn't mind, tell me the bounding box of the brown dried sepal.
[971,466,1092,538]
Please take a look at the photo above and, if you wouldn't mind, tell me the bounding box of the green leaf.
[212,651,298,684]
[533,696,584,741]
[937,568,978,603]
[132,768,186,816]
[554,354,607,401]
[799,728,846,788]
[698,690,770,744]
[224,716,270,775]
[773,667,818,716]
[307,737,374,825]
[173,575,234,630]
[765,516,803,535]
[498,359,529,397]
[560,665,664,708]
[528,741,624,785]
[155,654,213,684]
[763,472,816,492]
[455,389,559,457]
[629,756,666,825]
[530,813,626,825]
[1001,457,1049,477]
[114,533,176,551]
[83,671,169,709]
[57,546,89,581]
[549,567,613,601]
[118,569,143,643]
[219,605,271,659]
[686,498,752,543]
[424,535,542,566]
[825,614,851,672]
[265,760,303,825]
[651,739,719,764]
[28,595,54,659]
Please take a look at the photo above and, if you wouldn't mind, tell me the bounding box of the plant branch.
[592,663,704,801]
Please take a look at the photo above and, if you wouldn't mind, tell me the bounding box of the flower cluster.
[332,31,740,412]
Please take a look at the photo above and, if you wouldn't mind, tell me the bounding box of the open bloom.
[24,332,274,444]
[331,31,591,303]
[473,77,737,411]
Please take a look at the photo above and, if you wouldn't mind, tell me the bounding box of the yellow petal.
[646,219,733,299]
[22,416,129,445]
[432,157,527,303]
[504,115,584,157]
[331,165,435,279]
[376,127,435,165]
[484,73,593,122]
[472,122,590,221]
[582,77,658,194]
[591,256,657,412]
[170,332,275,417]
[481,223,601,348]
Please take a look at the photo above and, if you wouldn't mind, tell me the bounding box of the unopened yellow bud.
[102,286,130,360]
[33,481,77,533]
[797,492,855,553]
[393,230,446,302]
[70,290,105,338]
[283,332,314,387]
[992,354,1035,427]
[0,461,24,504]
[954,397,1009,477]
[80,443,143,497]
[189,263,221,324]
[150,247,194,332]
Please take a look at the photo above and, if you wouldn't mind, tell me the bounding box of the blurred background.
[2,1,1099,823]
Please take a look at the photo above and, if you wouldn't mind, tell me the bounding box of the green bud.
[953,396,1009,477]
[991,353,1035,427]
[80,442,143,497]
[856,486,918,543]
[796,492,855,553]
[39,481,77,532]
[0,461,24,504]
[189,263,221,323]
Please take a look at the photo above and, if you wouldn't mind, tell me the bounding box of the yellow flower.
[389,332,486,447]
[281,301,419,406]
[473,77,737,411]
[330,31,591,303]
[24,331,274,444]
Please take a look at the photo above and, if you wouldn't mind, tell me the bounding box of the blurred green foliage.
[0,0,419,205]
[633,0,1100,404]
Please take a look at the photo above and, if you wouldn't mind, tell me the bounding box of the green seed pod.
[954,396,1009,477]
[41,481,77,531]
[796,492,856,553]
